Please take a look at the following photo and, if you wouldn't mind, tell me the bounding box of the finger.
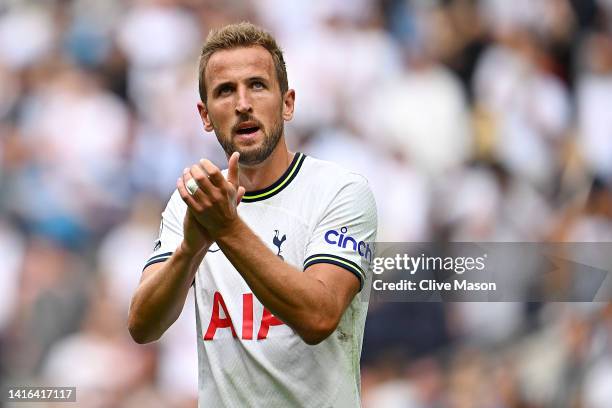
[177,174,199,209]
[190,163,216,194]
[200,159,226,188]
[236,186,246,205]
[227,152,240,187]
[183,168,211,207]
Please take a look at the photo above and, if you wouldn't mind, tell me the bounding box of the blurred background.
[0,0,611,407]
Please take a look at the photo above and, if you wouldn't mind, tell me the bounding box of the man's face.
[198,45,295,166]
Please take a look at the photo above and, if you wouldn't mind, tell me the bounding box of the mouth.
[235,126,260,136]
[233,120,262,140]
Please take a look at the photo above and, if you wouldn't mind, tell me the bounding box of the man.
[128,22,377,407]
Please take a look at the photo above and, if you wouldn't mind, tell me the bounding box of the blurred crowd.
[0,0,611,407]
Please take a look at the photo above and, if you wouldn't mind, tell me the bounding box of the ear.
[197,101,214,132]
[282,89,295,121]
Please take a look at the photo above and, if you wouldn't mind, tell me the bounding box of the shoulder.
[301,154,371,191]
[300,154,376,220]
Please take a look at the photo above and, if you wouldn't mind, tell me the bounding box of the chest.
[198,203,313,289]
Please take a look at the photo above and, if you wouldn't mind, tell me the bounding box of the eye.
[217,85,233,96]
[252,81,265,90]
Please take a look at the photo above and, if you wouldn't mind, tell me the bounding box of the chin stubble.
[213,117,284,166]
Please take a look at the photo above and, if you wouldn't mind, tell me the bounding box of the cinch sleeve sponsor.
[142,190,185,271]
[303,176,377,291]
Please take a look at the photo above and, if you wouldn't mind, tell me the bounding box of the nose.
[235,86,252,114]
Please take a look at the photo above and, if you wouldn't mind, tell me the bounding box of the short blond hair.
[198,22,288,103]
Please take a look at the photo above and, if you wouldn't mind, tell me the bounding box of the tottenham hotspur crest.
[273,230,286,260]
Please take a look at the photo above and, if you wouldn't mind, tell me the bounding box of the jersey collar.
[241,152,306,203]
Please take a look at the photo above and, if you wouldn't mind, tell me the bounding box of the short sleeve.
[304,175,377,290]
[143,190,185,270]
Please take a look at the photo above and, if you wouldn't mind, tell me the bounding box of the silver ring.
[186,178,199,196]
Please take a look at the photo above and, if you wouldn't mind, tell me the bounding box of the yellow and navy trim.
[143,251,173,270]
[142,251,196,286]
[241,152,306,203]
[304,254,365,290]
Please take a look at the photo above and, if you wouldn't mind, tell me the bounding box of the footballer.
[128,22,377,407]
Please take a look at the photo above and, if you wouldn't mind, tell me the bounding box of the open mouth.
[236,126,260,135]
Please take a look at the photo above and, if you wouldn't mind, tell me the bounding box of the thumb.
[236,186,246,205]
[227,151,240,186]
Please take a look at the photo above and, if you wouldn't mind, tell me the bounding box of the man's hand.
[177,152,246,240]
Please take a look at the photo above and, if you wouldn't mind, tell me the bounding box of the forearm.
[128,242,207,343]
[216,219,340,343]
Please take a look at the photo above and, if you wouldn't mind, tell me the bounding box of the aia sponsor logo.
[203,292,284,341]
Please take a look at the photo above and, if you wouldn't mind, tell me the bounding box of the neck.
[238,140,294,192]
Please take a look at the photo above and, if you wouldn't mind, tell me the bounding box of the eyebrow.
[247,76,268,83]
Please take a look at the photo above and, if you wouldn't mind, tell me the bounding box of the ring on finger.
[186,178,199,196]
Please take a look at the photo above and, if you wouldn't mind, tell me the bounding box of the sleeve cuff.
[303,254,365,291]
[143,251,173,271]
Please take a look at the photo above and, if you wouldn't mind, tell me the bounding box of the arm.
[216,219,359,345]
[128,208,210,344]
[184,154,368,345]
[128,157,246,344]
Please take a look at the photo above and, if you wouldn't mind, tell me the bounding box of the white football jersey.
[144,153,377,407]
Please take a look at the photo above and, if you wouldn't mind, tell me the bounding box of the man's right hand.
[176,154,246,252]
[129,157,245,344]
[177,171,213,255]
[182,208,212,256]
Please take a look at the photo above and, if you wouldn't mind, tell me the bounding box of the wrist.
[178,239,210,259]
[213,216,243,242]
